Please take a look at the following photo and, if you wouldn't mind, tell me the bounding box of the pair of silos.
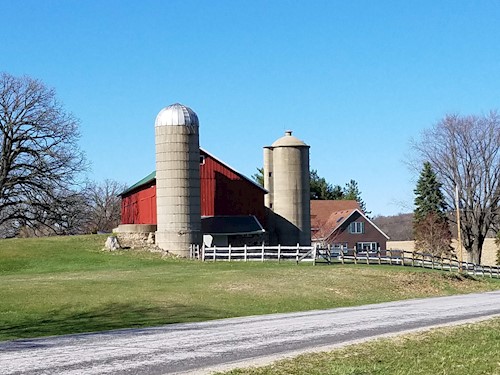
[153,103,311,255]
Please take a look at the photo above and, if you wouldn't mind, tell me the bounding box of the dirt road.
[2,291,499,375]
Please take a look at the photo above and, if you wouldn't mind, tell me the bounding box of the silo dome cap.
[155,103,199,127]
[271,130,309,147]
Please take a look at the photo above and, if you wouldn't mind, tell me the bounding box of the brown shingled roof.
[310,200,360,228]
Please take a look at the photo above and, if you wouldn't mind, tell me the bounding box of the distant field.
[388,239,499,266]
[1,235,499,341]
[219,317,500,375]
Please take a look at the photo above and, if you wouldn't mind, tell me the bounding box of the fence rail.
[189,245,500,278]
[190,243,316,264]
[318,248,500,278]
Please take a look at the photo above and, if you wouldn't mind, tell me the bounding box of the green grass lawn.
[219,317,500,375]
[1,235,499,341]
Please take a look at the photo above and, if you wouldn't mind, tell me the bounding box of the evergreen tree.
[413,162,452,256]
[413,162,448,222]
[310,170,343,200]
[251,167,264,187]
[343,179,369,215]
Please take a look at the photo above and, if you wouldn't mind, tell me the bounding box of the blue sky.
[1,0,499,216]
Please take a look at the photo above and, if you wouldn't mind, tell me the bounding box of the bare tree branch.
[0,72,88,237]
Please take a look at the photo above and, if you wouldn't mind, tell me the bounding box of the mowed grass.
[1,235,499,341]
[219,317,500,375]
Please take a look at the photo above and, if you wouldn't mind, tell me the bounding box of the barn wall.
[121,182,157,225]
[121,153,266,227]
[201,154,266,226]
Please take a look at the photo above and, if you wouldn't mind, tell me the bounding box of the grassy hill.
[1,235,499,342]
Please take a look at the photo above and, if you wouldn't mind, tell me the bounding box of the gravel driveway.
[1,290,500,375]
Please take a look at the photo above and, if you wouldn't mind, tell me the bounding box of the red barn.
[119,148,267,245]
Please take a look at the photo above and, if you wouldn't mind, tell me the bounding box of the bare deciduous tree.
[411,112,500,264]
[84,179,127,233]
[0,72,87,236]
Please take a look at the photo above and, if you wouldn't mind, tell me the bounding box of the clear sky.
[1,0,499,216]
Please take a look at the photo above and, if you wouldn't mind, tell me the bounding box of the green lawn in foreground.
[219,317,500,375]
[1,235,499,341]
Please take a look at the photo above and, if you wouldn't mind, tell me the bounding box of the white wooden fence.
[190,244,500,278]
[317,248,500,278]
[190,243,316,264]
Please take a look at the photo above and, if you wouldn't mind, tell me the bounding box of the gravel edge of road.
[187,313,500,375]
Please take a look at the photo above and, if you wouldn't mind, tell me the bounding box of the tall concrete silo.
[155,103,201,256]
[264,130,311,246]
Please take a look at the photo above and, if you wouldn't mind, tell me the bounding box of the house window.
[349,221,364,234]
[332,242,348,250]
[200,155,205,165]
[356,242,378,251]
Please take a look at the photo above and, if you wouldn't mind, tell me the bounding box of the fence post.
[213,245,217,262]
[278,244,281,263]
[262,242,265,262]
[244,244,247,262]
[228,244,232,261]
[296,243,300,264]
[353,247,357,265]
[377,249,381,265]
[388,250,391,266]
[313,244,317,266]
[202,243,206,261]
[341,249,344,265]
[431,255,434,270]
[411,252,415,267]
[401,251,405,266]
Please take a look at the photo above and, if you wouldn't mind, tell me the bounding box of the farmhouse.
[311,200,390,251]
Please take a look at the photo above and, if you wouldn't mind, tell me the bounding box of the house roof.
[310,200,360,228]
[201,215,264,235]
[119,147,267,197]
[311,200,390,241]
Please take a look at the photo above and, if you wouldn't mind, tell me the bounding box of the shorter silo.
[264,131,311,246]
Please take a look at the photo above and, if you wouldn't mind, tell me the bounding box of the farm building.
[311,200,389,251]
[117,102,317,255]
[119,147,267,248]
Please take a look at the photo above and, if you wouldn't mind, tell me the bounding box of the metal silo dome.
[155,103,199,127]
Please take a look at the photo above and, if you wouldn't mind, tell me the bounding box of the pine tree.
[414,162,448,221]
[413,162,452,256]
[343,179,370,215]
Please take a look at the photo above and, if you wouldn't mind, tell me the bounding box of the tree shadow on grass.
[0,302,226,342]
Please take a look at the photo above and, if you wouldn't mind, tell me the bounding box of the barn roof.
[202,215,264,235]
[119,147,266,197]
[119,171,156,196]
